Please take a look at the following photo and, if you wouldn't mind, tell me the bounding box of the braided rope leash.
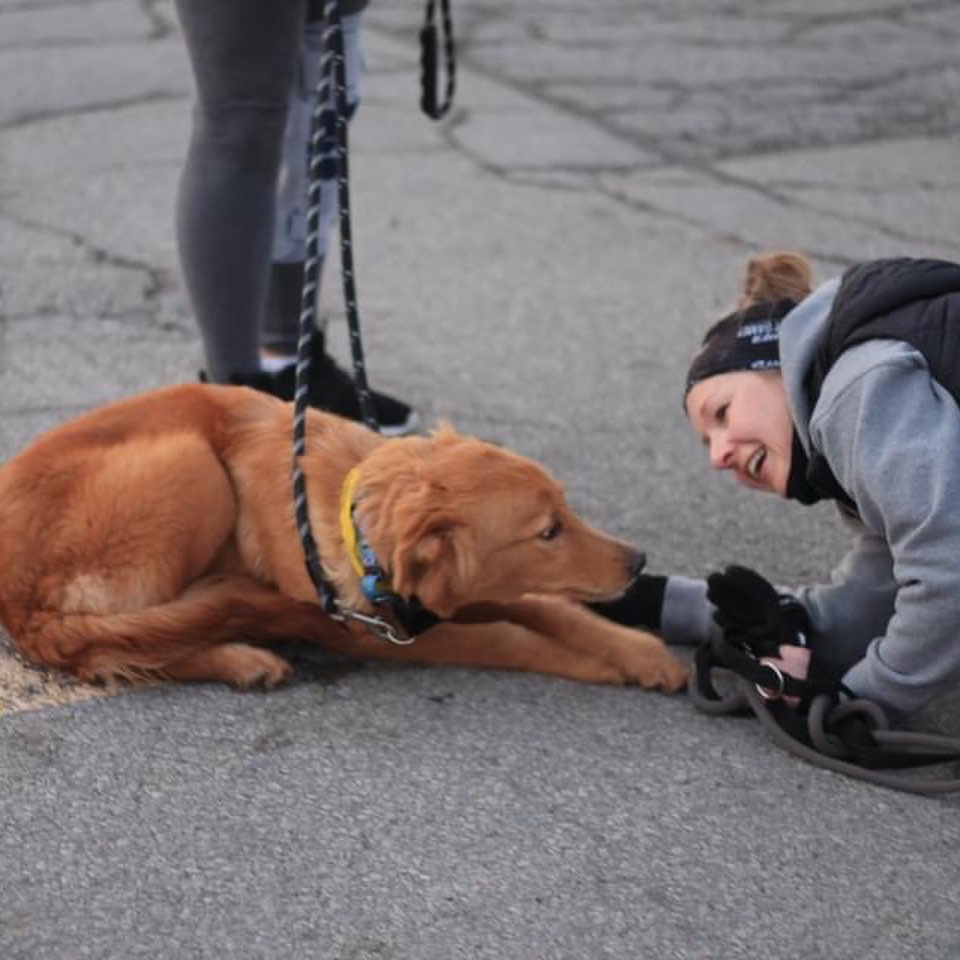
[327,0,379,434]
[291,0,338,618]
[291,0,386,629]
[420,0,456,119]
[290,0,456,645]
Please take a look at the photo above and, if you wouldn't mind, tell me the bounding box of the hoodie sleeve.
[656,522,899,665]
[790,509,898,677]
[658,575,715,646]
[808,340,960,713]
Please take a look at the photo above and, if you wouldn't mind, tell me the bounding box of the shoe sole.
[377,409,422,438]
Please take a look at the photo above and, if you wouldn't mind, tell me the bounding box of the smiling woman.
[593,250,960,721]
[685,369,794,494]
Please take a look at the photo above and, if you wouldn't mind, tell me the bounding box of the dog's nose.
[628,550,647,577]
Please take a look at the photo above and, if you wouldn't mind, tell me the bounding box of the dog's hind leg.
[7,432,274,684]
[17,575,346,686]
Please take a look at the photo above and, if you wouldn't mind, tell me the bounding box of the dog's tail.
[10,576,329,682]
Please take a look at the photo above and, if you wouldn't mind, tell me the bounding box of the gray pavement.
[2,1,960,957]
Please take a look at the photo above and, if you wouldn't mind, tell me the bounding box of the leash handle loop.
[420,0,456,119]
[690,639,960,794]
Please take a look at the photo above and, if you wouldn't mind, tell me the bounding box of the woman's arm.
[791,512,897,678]
[810,340,960,713]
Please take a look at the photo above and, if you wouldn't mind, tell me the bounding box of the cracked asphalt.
[1,1,959,958]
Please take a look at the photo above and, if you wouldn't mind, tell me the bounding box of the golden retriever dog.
[0,384,687,693]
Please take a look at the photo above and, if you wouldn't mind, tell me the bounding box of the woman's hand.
[707,565,804,646]
[760,644,811,707]
[707,566,815,707]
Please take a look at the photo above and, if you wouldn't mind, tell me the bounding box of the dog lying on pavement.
[0,384,687,693]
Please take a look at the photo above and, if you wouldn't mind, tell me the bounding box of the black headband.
[684,297,797,398]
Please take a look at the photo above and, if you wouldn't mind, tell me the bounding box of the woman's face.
[684,370,794,496]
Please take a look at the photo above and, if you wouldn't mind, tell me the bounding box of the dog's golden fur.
[0,384,686,692]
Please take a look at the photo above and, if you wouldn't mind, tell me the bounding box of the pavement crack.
[367,4,960,241]
[778,0,959,39]
[595,176,864,268]
[140,0,175,39]
[2,210,171,301]
[6,90,185,133]
[0,0,174,39]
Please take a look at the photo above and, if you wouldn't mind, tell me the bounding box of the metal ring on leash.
[755,661,785,701]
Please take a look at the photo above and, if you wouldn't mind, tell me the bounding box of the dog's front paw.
[644,651,689,693]
[613,629,688,693]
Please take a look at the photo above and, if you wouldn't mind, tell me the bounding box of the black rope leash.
[420,0,456,119]
[290,0,456,644]
[292,0,341,620]
[291,0,393,638]
[689,635,960,796]
[328,3,379,434]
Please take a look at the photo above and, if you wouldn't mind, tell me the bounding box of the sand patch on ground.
[0,631,358,715]
[0,630,117,715]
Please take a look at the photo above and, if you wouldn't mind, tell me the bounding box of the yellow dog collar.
[339,467,365,578]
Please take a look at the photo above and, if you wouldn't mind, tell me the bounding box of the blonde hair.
[737,250,815,310]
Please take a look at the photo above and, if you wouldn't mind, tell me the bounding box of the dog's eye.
[539,520,563,541]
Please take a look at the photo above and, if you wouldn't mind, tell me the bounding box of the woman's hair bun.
[738,250,814,309]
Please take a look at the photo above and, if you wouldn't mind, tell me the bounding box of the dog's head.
[353,426,643,617]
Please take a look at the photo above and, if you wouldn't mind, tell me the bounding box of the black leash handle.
[689,652,960,796]
[420,0,456,119]
[743,681,960,795]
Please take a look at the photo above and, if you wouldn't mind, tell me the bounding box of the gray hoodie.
[661,278,960,714]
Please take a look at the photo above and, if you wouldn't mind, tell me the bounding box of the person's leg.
[174,0,305,382]
[262,4,364,359]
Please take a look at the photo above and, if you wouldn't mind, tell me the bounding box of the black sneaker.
[202,339,421,437]
[261,262,420,435]
[273,341,421,437]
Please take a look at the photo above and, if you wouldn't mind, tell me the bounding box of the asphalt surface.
[2,1,960,957]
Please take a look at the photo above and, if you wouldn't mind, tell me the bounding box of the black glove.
[588,574,668,630]
[705,565,810,654]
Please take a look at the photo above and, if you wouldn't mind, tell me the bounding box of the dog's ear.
[391,516,478,618]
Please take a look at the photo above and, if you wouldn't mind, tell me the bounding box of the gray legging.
[173,0,366,381]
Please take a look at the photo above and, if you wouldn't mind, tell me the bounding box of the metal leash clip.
[337,608,416,646]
